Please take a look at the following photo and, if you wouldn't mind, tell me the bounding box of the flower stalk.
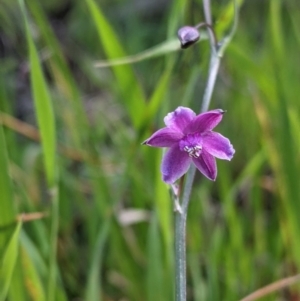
[174,1,238,300]
[194,23,218,48]
[143,1,238,300]
[174,166,196,301]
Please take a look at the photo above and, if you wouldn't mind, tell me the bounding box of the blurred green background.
[1,0,300,300]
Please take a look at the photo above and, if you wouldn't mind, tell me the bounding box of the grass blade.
[27,0,88,148]
[85,0,146,128]
[0,125,15,232]
[85,219,110,301]
[0,221,22,301]
[18,2,60,301]
[19,0,56,187]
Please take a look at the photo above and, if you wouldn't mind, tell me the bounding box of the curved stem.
[194,23,218,49]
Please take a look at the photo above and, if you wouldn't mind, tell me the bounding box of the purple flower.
[143,107,235,184]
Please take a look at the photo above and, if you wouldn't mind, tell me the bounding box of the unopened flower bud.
[177,26,200,49]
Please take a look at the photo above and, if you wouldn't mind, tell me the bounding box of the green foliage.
[85,0,146,129]
[0,126,15,232]
[0,222,22,301]
[85,219,110,301]
[1,0,300,300]
[19,0,56,187]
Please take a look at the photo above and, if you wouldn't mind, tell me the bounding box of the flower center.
[179,133,203,158]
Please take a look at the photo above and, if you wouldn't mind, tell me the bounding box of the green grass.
[1,0,300,300]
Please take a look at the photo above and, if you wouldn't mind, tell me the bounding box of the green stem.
[47,187,59,301]
[200,53,221,113]
[175,30,220,301]
[174,52,220,301]
[174,1,239,300]
[174,212,186,301]
[175,166,196,301]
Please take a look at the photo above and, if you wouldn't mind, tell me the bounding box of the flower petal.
[192,149,217,181]
[142,127,183,147]
[202,131,235,160]
[164,107,196,133]
[161,144,191,184]
[185,109,225,134]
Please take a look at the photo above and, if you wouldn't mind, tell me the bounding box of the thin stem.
[174,51,221,301]
[174,1,239,300]
[200,53,221,113]
[47,187,59,301]
[181,167,197,214]
[218,0,239,57]
[194,23,218,48]
[203,0,212,25]
[202,0,239,111]
[175,166,196,301]
[203,0,214,48]
[175,211,187,301]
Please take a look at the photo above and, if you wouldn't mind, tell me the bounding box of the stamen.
[180,133,203,158]
[183,145,202,158]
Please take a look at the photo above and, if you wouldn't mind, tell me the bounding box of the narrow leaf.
[85,219,110,301]
[85,0,146,128]
[19,0,56,187]
[0,125,15,229]
[0,221,22,301]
